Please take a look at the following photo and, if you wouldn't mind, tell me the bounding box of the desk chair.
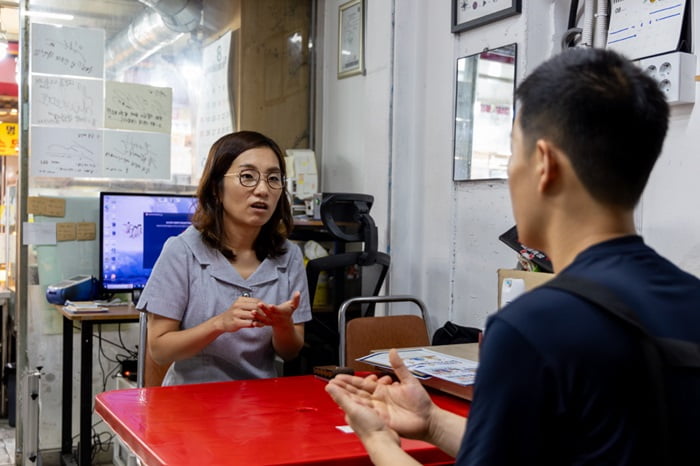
[338,295,430,372]
[292,193,391,373]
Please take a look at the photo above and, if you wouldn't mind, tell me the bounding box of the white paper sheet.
[23,222,57,245]
[103,130,171,180]
[30,23,105,78]
[358,348,479,386]
[606,1,687,60]
[31,75,104,128]
[30,127,102,178]
[105,81,172,134]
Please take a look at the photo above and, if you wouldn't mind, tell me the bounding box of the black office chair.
[286,193,391,374]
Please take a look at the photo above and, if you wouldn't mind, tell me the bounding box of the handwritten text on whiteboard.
[105,81,172,133]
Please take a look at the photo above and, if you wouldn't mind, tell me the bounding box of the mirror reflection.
[454,43,517,180]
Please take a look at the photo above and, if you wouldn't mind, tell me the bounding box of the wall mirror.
[453,43,517,181]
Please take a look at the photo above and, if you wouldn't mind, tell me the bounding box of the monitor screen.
[99,192,197,295]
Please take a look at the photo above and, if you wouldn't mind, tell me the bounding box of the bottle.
[313,271,328,308]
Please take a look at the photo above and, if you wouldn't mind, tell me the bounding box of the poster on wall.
[337,0,364,78]
[30,22,105,78]
[103,130,171,180]
[105,81,173,134]
[0,123,18,156]
[606,0,687,60]
[29,126,103,177]
[196,30,235,172]
[31,75,104,128]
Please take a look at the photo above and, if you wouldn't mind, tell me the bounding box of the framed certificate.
[338,0,364,79]
[452,0,522,34]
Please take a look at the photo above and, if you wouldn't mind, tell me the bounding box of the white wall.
[318,0,394,253]
[317,0,700,335]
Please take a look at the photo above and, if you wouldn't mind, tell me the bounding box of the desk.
[96,375,470,465]
[290,216,338,244]
[57,305,140,465]
[420,343,479,401]
[371,343,480,401]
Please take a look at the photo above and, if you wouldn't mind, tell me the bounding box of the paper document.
[357,348,479,386]
[63,301,109,313]
[606,1,687,60]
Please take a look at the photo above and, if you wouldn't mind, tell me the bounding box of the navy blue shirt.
[457,236,700,465]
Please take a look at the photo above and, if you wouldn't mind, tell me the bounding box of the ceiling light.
[24,11,75,21]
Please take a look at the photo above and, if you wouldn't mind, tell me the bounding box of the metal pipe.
[581,0,595,47]
[594,0,609,48]
[14,0,29,462]
[105,0,202,75]
[138,0,202,32]
[338,295,428,366]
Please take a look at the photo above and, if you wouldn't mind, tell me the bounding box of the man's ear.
[534,139,560,194]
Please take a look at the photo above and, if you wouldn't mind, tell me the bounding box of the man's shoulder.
[499,284,582,318]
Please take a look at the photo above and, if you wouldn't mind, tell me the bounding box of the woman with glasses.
[137,131,312,386]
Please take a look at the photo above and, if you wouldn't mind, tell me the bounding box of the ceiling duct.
[105,0,202,75]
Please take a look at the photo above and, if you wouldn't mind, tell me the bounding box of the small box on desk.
[497,269,554,309]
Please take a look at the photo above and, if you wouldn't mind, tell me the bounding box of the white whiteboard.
[30,127,103,177]
[31,22,105,78]
[103,130,171,180]
[105,81,173,133]
[31,75,103,128]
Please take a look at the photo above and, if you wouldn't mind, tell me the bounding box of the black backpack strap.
[544,274,674,465]
[545,275,700,369]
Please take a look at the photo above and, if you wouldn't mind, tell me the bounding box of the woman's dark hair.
[516,48,669,208]
[191,130,293,261]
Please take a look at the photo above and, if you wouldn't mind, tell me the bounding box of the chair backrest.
[291,193,391,373]
[338,295,430,371]
[298,252,390,371]
[345,315,430,371]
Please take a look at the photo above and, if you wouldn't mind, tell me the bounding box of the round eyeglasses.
[224,168,286,190]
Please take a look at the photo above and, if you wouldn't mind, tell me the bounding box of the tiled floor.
[0,420,122,466]
[0,420,14,465]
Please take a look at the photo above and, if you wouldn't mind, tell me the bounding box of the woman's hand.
[253,291,301,329]
[251,291,304,360]
[216,295,264,332]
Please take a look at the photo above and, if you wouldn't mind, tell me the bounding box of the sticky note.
[27,196,66,217]
[56,222,77,241]
[76,222,96,241]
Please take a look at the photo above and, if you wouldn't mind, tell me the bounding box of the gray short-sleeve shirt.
[137,226,312,385]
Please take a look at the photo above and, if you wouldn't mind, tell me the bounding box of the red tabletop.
[96,375,470,465]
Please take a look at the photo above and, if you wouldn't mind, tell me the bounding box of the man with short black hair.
[325,48,700,465]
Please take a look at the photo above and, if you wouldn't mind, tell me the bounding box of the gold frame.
[337,0,364,79]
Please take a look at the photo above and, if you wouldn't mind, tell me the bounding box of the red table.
[96,375,470,465]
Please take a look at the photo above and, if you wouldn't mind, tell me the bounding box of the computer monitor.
[99,192,197,299]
